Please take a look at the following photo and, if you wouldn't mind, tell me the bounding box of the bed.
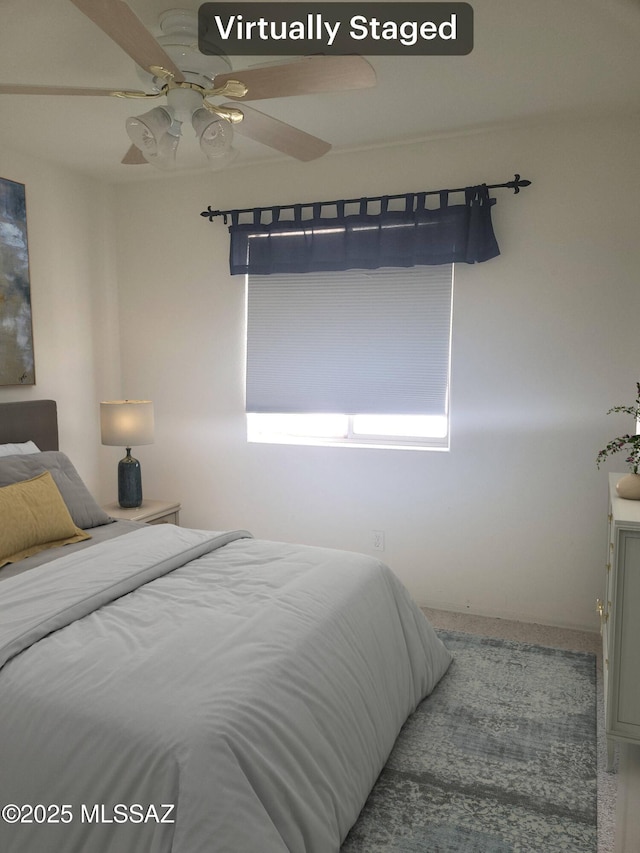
[0,400,452,853]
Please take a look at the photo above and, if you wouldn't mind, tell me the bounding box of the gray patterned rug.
[342,630,597,853]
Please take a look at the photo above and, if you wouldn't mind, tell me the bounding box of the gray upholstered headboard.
[0,400,59,450]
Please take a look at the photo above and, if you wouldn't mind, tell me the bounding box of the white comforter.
[0,526,451,853]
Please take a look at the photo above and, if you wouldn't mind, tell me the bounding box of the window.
[245,265,453,450]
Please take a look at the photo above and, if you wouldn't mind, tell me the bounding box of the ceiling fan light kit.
[1,1,377,171]
[126,95,236,169]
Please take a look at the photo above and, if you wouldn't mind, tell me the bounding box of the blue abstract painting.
[0,177,34,385]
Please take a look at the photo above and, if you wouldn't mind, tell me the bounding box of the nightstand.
[102,500,181,526]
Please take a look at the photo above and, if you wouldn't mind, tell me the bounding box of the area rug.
[342,630,597,853]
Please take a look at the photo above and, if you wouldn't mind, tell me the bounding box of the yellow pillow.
[0,471,91,567]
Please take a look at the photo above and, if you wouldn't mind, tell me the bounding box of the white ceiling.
[0,0,639,183]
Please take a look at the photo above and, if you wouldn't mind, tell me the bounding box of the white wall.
[0,147,121,493]
[2,111,636,632]
[111,113,639,630]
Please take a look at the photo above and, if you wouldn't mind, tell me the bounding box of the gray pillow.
[0,441,40,457]
[0,451,113,530]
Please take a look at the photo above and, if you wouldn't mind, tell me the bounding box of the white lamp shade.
[101,401,154,447]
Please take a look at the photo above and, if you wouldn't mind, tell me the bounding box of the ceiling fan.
[0,0,376,169]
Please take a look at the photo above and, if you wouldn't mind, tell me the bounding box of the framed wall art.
[0,177,34,386]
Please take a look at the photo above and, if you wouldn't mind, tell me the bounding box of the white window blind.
[246,265,453,416]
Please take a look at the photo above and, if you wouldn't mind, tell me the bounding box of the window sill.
[247,434,449,452]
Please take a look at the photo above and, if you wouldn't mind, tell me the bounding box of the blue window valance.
[224,185,500,276]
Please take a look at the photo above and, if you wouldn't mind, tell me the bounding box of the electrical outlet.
[373,530,385,551]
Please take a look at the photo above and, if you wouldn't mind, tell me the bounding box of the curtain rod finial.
[200,206,218,221]
[510,174,532,194]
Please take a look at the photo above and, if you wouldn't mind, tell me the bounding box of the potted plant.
[597,382,640,499]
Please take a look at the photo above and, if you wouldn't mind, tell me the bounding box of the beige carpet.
[422,607,616,853]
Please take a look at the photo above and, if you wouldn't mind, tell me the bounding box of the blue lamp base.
[118,448,142,508]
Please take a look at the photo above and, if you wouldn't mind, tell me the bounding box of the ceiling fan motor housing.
[137,9,231,92]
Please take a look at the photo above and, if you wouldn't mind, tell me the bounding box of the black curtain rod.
[200,174,531,224]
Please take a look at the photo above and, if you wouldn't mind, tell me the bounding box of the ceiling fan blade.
[215,55,376,101]
[121,145,148,165]
[224,104,331,161]
[69,0,185,82]
[0,84,146,96]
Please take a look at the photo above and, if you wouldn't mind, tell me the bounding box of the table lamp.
[100,400,154,508]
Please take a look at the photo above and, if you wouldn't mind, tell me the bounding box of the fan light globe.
[149,128,181,169]
[126,107,172,153]
[192,108,233,159]
[126,107,181,168]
